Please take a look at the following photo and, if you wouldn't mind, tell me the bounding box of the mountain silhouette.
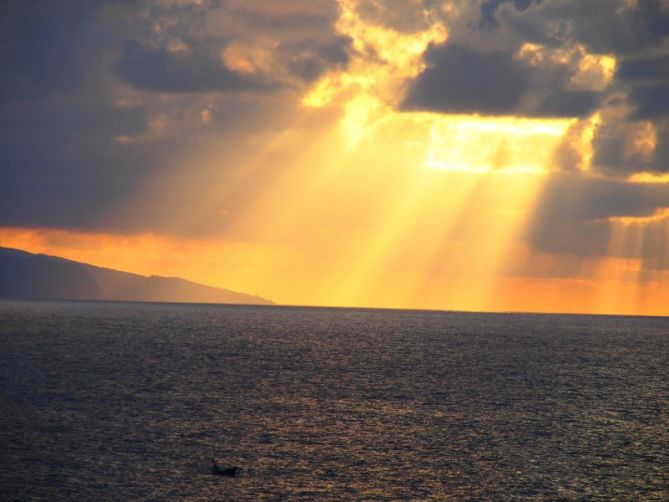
[0,247,274,305]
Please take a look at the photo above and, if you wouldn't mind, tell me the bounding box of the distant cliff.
[0,247,274,305]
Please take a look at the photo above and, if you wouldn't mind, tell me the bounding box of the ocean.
[1,301,667,500]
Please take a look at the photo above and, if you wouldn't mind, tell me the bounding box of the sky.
[1,0,669,315]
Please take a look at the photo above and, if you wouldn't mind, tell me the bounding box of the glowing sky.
[2,0,669,315]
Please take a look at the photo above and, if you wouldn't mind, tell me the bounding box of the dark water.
[1,301,667,501]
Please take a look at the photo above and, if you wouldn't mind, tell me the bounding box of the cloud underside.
[402,44,598,118]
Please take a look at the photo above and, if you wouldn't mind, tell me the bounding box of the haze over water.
[1,301,667,500]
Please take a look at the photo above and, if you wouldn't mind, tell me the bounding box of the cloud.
[398,0,669,175]
[0,0,106,102]
[0,0,349,236]
[495,0,669,55]
[616,52,669,82]
[592,105,669,175]
[352,0,442,33]
[627,83,669,120]
[402,44,530,115]
[283,35,352,81]
[402,42,598,118]
[113,0,350,94]
[478,0,541,29]
[227,3,336,34]
[614,51,669,119]
[116,38,279,93]
[525,173,669,263]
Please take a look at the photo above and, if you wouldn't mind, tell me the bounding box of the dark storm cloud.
[228,6,335,33]
[537,91,598,118]
[0,0,107,102]
[537,174,669,221]
[0,98,163,231]
[616,53,669,82]
[592,131,631,173]
[495,0,669,124]
[0,0,158,232]
[402,43,598,118]
[283,35,352,81]
[614,47,669,122]
[591,114,669,175]
[404,0,664,121]
[626,83,669,120]
[0,93,286,236]
[651,121,669,170]
[1,100,146,139]
[0,0,348,235]
[593,45,669,172]
[402,44,529,115]
[498,0,669,56]
[112,0,350,94]
[478,0,541,28]
[116,39,278,93]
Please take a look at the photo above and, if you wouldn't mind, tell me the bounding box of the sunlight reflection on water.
[1,301,667,500]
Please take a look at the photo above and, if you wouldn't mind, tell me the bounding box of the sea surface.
[0,301,667,501]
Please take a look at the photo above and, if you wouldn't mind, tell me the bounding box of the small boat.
[211,459,238,477]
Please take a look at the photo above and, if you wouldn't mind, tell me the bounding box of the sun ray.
[201,0,589,310]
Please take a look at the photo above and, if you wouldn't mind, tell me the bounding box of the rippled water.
[1,301,667,500]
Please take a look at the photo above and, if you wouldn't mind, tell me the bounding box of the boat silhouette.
[211,459,238,477]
